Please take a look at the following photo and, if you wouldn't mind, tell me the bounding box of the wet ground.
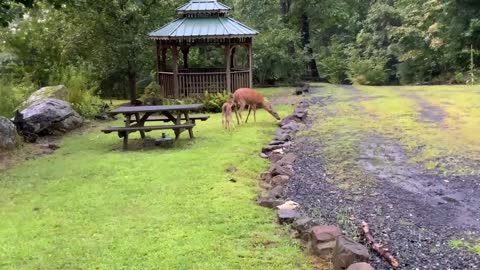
[287,85,480,269]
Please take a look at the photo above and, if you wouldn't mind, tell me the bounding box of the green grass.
[0,96,310,269]
[450,239,480,255]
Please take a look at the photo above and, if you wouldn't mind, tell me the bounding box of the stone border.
[256,101,376,270]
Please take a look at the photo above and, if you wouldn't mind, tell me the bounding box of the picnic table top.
[108,104,203,115]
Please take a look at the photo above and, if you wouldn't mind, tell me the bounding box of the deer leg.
[253,105,257,123]
[245,106,252,123]
[237,103,246,124]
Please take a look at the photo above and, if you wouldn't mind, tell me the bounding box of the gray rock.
[268,185,285,199]
[269,163,294,177]
[259,153,269,159]
[20,98,83,135]
[314,240,337,258]
[282,121,299,132]
[225,165,237,173]
[271,175,290,186]
[23,85,67,107]
[257,198,286,209]
[0,117,17,150]
[311,225,343,244]
[269,152,284,163]
[295,108,308,119]
[347,263,375,270]
[277,153,297,167]
[279,115,298,127]
[293,218,314,232]
[277,209,301,225]
[333,236,370,270]
[262,144,285,153]
[275,133,292,142]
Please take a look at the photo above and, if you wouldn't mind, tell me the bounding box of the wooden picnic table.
[101,104,206,150]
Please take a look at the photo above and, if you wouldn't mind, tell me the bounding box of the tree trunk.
[127,63,137,104]
[300,11,319,80]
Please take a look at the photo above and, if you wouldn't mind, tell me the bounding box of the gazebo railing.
[158,69,250,98]
[179,72,227,97]
[231,70,250,93]
[159,72,175,98]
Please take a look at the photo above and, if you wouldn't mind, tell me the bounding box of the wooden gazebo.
[149,0,258,99]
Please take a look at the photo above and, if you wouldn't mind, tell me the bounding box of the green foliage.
[53,66,102,119]
[318,36,347,84]
[467,45,478,85]
[0,80,35,117]
[347,50,388,85]
[202,91,231,113]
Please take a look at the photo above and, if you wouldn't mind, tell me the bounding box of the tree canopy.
[0,0,479,99]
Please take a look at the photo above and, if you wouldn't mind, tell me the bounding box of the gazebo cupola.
[149,0,258,99]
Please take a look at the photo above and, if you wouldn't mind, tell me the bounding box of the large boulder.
[0,117,17,150]
[23,85,68,107]
[19,98,83,135]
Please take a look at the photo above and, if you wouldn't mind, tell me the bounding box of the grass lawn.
[0,92,311,269]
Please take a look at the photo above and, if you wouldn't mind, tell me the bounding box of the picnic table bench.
[102,104,206,150]
[127,114,210,124]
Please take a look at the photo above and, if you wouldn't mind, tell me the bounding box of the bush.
[53,66,102,119]
[202,91,231,113]
[142,81,162,105]
[0,81,35,118]
[318,36,348,84]
[347,51,389,85]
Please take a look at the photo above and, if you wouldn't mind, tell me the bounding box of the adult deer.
[233,88,281,124]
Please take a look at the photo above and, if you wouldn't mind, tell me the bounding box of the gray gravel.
[285,96,480,270]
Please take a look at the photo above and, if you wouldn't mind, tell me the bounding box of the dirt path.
[287,86,480,269]
[402,92,447,126]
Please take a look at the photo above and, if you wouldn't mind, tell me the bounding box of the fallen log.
[360,220,400,268]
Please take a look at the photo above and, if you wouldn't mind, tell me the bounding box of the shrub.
[347,52,389,85]
[53,65,102,119]
[0,81,35,118]
[142,81,162,105]
[202,91,231,113]
[318,36,348,84]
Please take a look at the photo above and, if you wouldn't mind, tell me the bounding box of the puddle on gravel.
[360,134,480,229]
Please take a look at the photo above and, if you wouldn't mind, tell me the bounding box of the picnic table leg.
[123,114,131,150]
[174,111,182,140]
[185,112,194,139]
[135,113,146,139]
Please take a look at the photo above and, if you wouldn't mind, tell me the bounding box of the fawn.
[233,88,281,124]
[222,99,236,130]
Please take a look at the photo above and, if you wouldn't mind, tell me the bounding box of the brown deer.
[222,99,236,130]
[233,88,281,124]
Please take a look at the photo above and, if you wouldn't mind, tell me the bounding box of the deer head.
[262,101,281,120]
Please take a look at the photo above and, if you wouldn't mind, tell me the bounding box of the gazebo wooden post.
[230,47,236,69]
[156,41,161,76]
[248,40,253,88]
[161,47,167,71]
[182,47,190,69]
[225,43,232,92]
[172,45,180,99]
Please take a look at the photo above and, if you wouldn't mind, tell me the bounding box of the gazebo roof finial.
[176,0,231,16]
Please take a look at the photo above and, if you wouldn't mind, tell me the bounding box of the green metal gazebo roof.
[149,17,258,40]
[149,0,258,40]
